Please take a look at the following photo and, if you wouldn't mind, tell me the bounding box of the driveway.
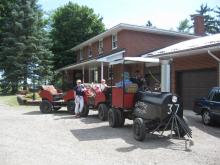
[0,99,220,165]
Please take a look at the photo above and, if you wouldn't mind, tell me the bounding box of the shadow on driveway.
[70,124,190,152]
[184,111,220,139]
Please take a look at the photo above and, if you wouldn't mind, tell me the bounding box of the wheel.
[53,107,61,112]
[98,104,108,121]
[133,118,146,141]
[108,108,118,128]
[67,100,75,115]
[40,100,53,113]
[202,110,212,125]
[80,103,89,117]
[116,109,125,127]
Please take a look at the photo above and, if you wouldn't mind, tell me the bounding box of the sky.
[39,0,219,30]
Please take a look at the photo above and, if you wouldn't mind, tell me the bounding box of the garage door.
[176,69,217,109]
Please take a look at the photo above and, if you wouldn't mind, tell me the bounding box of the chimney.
[191,14,205,36]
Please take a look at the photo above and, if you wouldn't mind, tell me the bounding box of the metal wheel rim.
[203,111,210,124]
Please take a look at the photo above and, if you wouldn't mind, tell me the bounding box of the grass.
[0,95,19,107]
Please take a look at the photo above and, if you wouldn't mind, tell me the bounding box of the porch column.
[82,66,85,83]
[161,59,171,92]
[101,62,104,80]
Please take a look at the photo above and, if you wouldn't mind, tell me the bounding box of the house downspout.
[208,50,220,86]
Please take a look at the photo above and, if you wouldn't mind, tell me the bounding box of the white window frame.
[98,39,104,54]
[112,34,118,49]
[88,46,92,58]
[79,49,83,61]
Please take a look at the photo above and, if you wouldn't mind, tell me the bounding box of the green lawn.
[0,95,19,107]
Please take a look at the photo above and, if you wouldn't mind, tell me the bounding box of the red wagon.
[39,85,75,114]
[82,83,110,120]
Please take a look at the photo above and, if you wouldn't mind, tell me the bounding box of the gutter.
[208,50,220,62]
[145,46,220,59]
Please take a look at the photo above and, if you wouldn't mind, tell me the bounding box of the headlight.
[172,96,178,103]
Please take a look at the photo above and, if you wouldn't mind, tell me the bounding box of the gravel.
[0,100,220,165]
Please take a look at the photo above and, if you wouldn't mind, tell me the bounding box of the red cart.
[82,83,110,120]
[39,85,75,114]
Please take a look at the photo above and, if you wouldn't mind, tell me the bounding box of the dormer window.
[112,34,118,49]
[88,46,92,57]
[79,49,83,61]
[98,39,103,54]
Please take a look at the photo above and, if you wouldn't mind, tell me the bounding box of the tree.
[0,0,53,94]
[214,6,220,32]
[146,20,153,27]
[50,2,105,70]
[196,4,219,34]
[177,19,192,33]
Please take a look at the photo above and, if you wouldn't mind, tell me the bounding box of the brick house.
[143,33,220,109]
[58,15,220,110]
[59,23,195,88]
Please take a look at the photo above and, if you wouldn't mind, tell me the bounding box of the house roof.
[142,33,220,58]
[71,23,196,51]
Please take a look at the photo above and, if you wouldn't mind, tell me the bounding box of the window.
[212,90,220,102]
[89,67,98,83]
[98,39,103,54]
[88,46,92,58]
[79,49,83,61]
[108,65,113,80]
[112,34,118,49]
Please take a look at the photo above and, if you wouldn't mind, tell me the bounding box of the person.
[100,79,108,91]
[73,79,85,118]
[115,72,132,88]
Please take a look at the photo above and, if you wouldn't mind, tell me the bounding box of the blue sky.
[39,0,219,30]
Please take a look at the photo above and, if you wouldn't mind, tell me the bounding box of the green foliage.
[214,6,220,32]
[146,20,153,27]
[50,2,105,70]
[177,4,220,34]
[0,0,54,94]
[177,19,192,33]
[195,4,219,34]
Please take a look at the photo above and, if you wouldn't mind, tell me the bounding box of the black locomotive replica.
[132,91,192,141]
[105,57,192,141]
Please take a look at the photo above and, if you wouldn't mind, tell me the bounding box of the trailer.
[39,85,75,114]
[82,83,111,120]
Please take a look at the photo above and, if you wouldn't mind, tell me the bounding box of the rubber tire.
[67,100,75,115]
[40,100,53,113]
[98,104,108,121]
[80,103,89,117]
[108,108,118,128]
[202,110,212,125]
[116,109,125,127]
[133,118,146,141]
[174,116,188,137]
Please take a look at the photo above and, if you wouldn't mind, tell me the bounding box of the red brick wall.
[76,30,191,62]
[171,52,220,93]
[103,36,112,55]
[118,30,190,57]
